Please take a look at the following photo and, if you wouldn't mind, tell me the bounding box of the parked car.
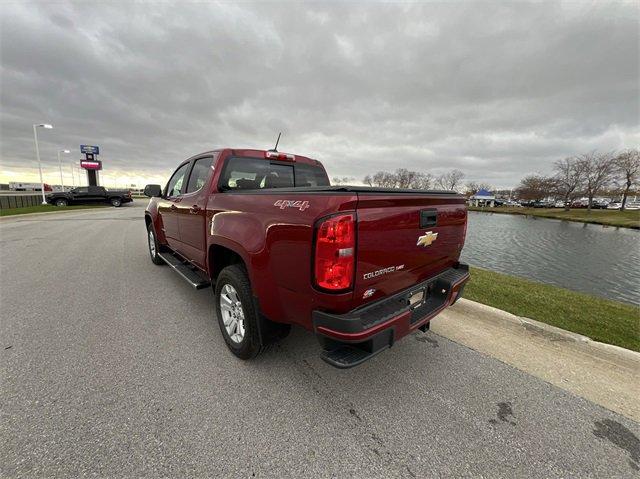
[530,200,553,208]
[606,202,622,210]
[590,200,610,209]
[46,186,133,207]
[571,200,589,208]
[554,201,566,208]
[624,202,640,211]
[144,148,469,368]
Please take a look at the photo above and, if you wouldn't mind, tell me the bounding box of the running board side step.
[157,252,211,289]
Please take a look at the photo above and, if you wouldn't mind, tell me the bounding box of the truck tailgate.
[353,193,467,308]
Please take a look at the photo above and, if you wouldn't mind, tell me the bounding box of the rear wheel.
[110,197,122,207]
[55,198,68,207]
[215,264,263,359]
[147,224,164,265]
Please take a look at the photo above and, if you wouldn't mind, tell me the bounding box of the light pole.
[57,149,70,191]
[70,163,75,187]
[33,123,53,204]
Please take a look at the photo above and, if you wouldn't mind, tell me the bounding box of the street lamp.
[70,163,75,187]
[58,149,70,191]
[33,123,53,204]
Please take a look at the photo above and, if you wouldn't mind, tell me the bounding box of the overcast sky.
[1,1,638,188]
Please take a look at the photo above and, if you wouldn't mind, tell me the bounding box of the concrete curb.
[455,298,640,363]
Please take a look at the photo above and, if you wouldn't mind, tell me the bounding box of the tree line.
[516,149,639,211]
[334,169,490,196]
[354,168,466,190]
[332,148,638,212]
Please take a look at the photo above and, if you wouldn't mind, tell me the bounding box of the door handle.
[189,205,201,214]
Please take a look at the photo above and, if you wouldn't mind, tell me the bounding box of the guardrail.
[0,194,44,210]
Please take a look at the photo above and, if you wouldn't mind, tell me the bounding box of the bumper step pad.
[157,252,211,289]
[320,344,389,369]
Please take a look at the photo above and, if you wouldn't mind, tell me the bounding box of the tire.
[215,264,263,359]
[55,198,68,207]
[147,223,164,265]
[110,197,122,207]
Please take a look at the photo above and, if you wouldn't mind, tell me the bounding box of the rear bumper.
[313,263,469,368]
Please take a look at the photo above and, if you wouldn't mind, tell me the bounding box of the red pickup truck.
[144,148,469,368]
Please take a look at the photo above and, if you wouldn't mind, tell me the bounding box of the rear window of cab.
[219,157,330,190]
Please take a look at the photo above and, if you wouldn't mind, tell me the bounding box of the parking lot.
[1,203,639,477]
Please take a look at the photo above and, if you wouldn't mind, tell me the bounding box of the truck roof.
[191,148,321,166]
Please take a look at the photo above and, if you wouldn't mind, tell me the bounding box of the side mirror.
[144,184,162,198]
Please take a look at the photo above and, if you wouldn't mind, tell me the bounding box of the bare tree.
[394,168,420,188]
[382,171,399,187]
[436,169,465,191]
[516,175,556,201]
[364,171,389,187]
[410,172,434,190]
[613,149,640,210]
[553,157,585,211]
[577,151,615,211]
[364,171,399,187]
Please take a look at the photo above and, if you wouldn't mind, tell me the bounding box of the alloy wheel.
[148,229,156,257]
[219,284,246,344]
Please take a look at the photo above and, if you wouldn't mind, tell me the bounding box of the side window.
[186,157,213,193]
[75,187,88,193]
[165,163,190,197]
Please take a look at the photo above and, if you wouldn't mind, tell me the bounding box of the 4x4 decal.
[274,199,310,211]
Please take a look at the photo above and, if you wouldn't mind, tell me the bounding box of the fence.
[0,195,44,210]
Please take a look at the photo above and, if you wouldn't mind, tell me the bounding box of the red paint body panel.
[145,148,468,338]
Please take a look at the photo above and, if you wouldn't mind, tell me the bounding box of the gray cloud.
[1,1,638,188]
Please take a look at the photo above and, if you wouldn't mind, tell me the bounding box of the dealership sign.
[80,145,100,155]
[80,159,102,170]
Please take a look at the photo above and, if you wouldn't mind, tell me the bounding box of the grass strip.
[465,267,639,352]
[468,206,640,229]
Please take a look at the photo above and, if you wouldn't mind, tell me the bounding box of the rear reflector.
[314,213,355,291]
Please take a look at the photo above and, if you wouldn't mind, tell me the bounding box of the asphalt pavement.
[1,202,639,478]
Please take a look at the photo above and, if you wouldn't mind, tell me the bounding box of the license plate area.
[408,289,425,308]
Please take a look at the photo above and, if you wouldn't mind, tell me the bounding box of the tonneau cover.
[227,185,461,195]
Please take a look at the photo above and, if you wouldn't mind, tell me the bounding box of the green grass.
[0,204,109,217]
[468,206,640,229]
[465,267,640,352]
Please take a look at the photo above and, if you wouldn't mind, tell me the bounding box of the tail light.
[314,213,355,291]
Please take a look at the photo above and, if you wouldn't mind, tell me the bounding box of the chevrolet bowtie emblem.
[417,231,438,247]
